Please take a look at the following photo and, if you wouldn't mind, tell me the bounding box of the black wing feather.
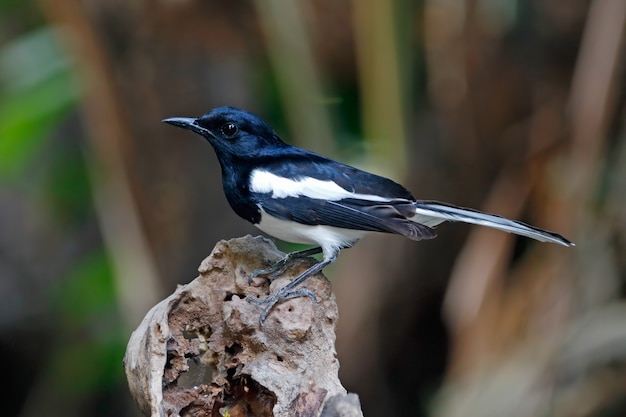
[255,194,436,241]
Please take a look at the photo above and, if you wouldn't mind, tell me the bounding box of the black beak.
[162,117,210,136]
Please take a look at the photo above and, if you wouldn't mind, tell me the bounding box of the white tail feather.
[412,201,574,247]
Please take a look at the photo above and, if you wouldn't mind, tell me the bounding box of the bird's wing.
[248,157,572,246]
[257,153,416,200]
[255,193,436,241]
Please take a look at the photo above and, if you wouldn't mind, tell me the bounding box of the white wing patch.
[249,169,393,202]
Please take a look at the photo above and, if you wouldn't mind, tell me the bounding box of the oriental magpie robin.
[163,106,574,324]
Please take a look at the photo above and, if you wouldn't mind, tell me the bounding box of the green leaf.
[0,27,80,178]
[48,251,127,392]
[54,251,117,322]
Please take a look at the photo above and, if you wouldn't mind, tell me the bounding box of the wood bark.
[124,235,363,417]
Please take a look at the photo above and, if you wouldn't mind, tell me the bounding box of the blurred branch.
[423,0,474,156]
[443,168,527,332]
[352,0,408,177]
[441,106,576,378]
[37,0,163,329]
[566,0,626,228]
[436,1,626,414]
[253,0,335,155]
[563,0,626,315]
[569,0,626,163]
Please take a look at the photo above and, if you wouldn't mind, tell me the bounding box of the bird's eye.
[220,122,238,138]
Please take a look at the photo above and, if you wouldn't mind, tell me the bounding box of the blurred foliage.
[50,251,126,394]
[0,28,79,178]
[0,3,125,417]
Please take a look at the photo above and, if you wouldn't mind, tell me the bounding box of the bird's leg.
[247,252,337,325]
[248,246,322,284]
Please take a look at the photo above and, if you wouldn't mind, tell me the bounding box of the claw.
[247,288,318,325]
[245,247,334,325]
[247,247,323,285]
[247,261,290,285]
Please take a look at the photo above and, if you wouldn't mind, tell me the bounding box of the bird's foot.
[248,247,322,285]
[247,248,329,325]
[246,287,317,325]
[248,258,292,285]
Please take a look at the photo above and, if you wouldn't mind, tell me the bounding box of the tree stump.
[124,235,363,417]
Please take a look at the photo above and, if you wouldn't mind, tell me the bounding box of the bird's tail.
[411,201,574,247]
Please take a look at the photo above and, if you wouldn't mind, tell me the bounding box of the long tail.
[412,201,574,247]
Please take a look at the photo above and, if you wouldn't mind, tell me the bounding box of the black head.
[162,106,286,160]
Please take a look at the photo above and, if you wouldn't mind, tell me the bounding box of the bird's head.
[162,106,286,159]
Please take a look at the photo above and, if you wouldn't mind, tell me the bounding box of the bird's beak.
[162,117,210,136]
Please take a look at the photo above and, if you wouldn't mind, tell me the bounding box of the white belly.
[255,210,368,257]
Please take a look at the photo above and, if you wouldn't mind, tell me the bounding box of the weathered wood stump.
[124,235,363,417]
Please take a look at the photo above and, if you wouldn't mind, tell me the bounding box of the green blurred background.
[1,0,625,416]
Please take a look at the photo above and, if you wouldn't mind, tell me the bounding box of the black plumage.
[164,106,573,323]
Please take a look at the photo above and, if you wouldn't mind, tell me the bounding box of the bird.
[163,106,574,324]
